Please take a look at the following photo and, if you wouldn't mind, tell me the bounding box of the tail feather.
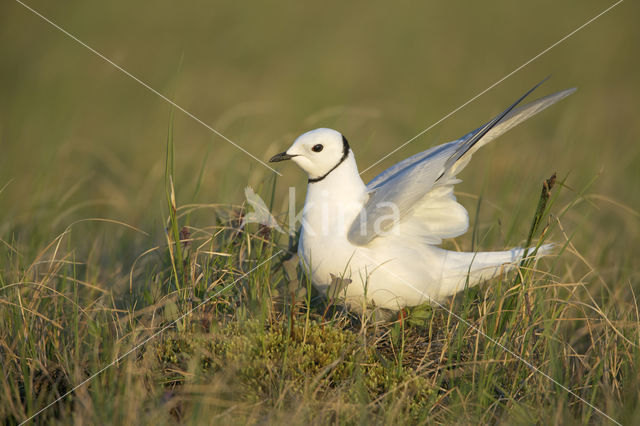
[436,243,553,299]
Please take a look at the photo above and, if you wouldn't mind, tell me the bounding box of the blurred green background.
[1,0,638,268]
[2,3,639,422]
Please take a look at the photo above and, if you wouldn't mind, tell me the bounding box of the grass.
[1,136,639,423]
[2,1,640,424]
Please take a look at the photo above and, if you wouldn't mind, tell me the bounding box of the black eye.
[311,144,323,152]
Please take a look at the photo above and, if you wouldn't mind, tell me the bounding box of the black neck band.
[308,135,350,183]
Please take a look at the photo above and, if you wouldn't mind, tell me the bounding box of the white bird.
[270,82,575,311]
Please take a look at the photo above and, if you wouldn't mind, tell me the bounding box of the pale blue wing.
[347,87,576,246]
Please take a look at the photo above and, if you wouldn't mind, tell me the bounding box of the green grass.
[1,146,638,424]
[2,1,640,424]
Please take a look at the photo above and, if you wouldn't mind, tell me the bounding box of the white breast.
[297,154,367,293]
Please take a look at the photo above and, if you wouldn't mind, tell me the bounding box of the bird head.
[269,128,350,182]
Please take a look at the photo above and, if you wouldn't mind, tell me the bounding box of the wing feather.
[347,87,575,246]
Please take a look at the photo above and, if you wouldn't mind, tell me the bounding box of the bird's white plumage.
[350,88,576,245]
[273,87,574,310]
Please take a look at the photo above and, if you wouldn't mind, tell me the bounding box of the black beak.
[269,152,296,162]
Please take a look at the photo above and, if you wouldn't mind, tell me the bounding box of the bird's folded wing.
[347,88,576,246]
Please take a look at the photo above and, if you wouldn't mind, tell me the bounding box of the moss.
[152,316,439,421]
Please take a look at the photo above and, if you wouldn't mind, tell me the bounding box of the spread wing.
[347,86,576,246]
